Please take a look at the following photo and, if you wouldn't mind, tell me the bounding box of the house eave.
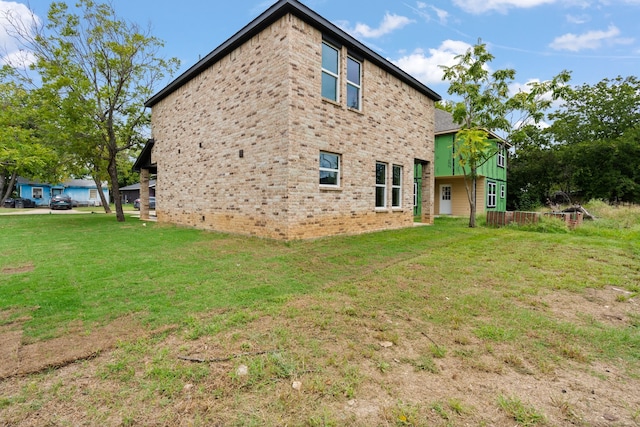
[145,0,441,108]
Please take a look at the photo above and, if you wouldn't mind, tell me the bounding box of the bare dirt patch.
[540,286,638,327]
[0,316,155,379]
[1,291,639,426]
[1,263,35,275]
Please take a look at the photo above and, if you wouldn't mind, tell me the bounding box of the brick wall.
[150,14,435,240]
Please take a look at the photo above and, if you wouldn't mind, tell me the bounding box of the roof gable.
[145,0,440,108]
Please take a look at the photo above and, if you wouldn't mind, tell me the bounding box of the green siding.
[434,134,456,176]
[435,133,508,211]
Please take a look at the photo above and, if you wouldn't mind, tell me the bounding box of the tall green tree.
[440,41,570,226]
[545,76,640,203]
[0,76,59,204]
[6,0,179,220]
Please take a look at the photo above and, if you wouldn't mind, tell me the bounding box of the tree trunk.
[1,171,18,206]
[469,176,477,228]
[92,174,111,213]
[107,150,125,222]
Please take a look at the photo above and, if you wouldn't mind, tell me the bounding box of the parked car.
[3,197,37,208]
[134,197,156,210]
[50,194,73,210]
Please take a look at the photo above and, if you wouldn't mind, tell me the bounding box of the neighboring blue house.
[16,177,110,207]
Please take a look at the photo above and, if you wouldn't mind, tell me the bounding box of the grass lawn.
[1,202,639,426]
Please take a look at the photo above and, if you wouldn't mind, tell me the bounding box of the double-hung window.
[346,56,361,110]
[376,162,387,208]
[497,145,505,168]
[319,151,340,187]
[321,42,340,102]
[487,182,497,208]
[392,165,402,208]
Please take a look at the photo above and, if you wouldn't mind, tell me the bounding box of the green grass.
[1,208,640,425]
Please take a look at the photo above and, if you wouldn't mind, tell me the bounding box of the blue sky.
[1,0,639,100]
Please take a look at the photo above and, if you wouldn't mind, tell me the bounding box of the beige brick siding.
[150,14,435,240]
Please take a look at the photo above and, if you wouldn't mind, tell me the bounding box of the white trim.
[321,42,340,102]
[319,151,341,187]
[32,187,43,199]
[375,162,387,209]
[487,182,497,208]
[392,164,402,208]
[346,56,362,110]
[497,146,505,168]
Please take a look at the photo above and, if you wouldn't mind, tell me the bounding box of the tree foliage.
[509,76,640,207]
[5,0,178,219]
[440,40,570,226]
[0,75,59,204]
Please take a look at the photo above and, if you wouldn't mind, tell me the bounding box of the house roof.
[132,139,157,173]
[145,0,441,108]
[434,109,459,135]
[434,109,510,145]
[120,180,157,191]
[16,177,107,188]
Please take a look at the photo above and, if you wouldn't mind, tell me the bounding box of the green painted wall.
[435,133,508,212]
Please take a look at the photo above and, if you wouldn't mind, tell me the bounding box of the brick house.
[137,0,441,240]
[431,109,508,216]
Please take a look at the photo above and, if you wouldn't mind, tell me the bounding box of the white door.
[440,185,452,215]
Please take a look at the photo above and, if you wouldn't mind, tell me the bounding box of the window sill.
[322,98,342,108]
[320,185,342,192]
[347,107,364,115]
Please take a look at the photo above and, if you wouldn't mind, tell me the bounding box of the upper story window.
[321,42,340,102]
[497,145,505,168]
[319,151,340,187]
[392,165,402,207]
[375,162,387,208]
[347,56,361,110]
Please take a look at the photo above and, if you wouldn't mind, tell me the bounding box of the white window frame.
[392,164,402,208]
[32,187,43,199]
[487,182,497,208]
[346,56,362,110]
[376,162,387,209]
[497,145,505,168]
[319,151,341,187]
[500,184,505,199]
[321,42,340,102]
[89,189,98,199]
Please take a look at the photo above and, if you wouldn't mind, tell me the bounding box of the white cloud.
[566,14,590,24]
[549,25,633,51]
[0,48,35,67]
[393,40,472,85]
[0,1,40,67]
[342,13,414,39]
[452,0,556,14]
[406,2,450,24]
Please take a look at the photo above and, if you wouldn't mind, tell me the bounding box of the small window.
[487,182,497,208]
[497,145,505,168]
[89,189,98,199]
[319,151,340,186]
[376,162,387,208]
[392,165,402,207]
[347,56,361,110]
[33,187,43,199]
[500,184,505,199]
[321,42,339,102]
